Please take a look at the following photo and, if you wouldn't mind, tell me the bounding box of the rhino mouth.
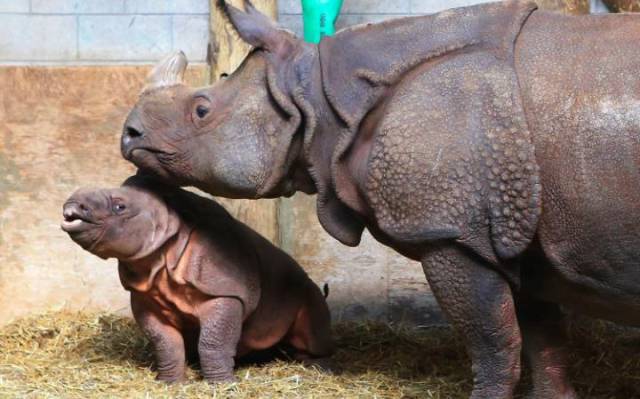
[61,205,100,234]
[125,148,187,185]
[123,146,165,161]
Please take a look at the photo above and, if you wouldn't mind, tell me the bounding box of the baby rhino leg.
[131,293,186,383]
[198,297,243,383]
[286,282,334,367]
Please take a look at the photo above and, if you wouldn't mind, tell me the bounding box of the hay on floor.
[0,311,638,398]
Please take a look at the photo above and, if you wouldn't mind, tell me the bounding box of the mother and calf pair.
[62,1,640,398]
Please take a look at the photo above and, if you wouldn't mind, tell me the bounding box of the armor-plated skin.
[61,176,333,383]
[120,1,640,397]
[516,11,640,324]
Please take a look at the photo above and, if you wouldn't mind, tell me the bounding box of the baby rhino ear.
[131,201,181,260]
[120,176,183,260]
[217,0,295,56]
[161,207,181,246]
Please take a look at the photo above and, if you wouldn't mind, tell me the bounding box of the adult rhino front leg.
[422,245,522,399]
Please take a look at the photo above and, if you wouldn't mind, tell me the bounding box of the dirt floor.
[0,311,638,398]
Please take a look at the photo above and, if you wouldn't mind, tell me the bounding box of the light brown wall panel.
[0,66,208,324]
[279,195,441,324]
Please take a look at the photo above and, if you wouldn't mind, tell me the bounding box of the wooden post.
[208,0,281,245]
[209,0,278,81]
[534,0,590,13]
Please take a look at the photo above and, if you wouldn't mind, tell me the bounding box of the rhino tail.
[323,283,330,298]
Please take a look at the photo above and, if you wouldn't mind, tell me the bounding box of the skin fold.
[119,1,640,397]
[61,175,333,383]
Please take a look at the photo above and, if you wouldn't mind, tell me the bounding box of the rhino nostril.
[63,203,86,221]
[125,126,143,138]
[63,208,75,219]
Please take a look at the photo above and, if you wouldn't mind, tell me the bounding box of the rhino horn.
[217,0,290,54]
[144,51,188,90]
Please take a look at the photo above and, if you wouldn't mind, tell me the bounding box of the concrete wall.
[0,0,210,64]
[0,0,480,64]
[0,66,210,324]
[278,0,496,37]
[1,0,609,65]
[279,196,441,324]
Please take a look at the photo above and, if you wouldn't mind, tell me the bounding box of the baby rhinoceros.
[60,176,333,383]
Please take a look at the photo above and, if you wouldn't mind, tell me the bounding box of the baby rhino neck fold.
[118,225,194,293]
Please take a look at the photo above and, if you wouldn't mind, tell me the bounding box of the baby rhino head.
[61,184,179,260]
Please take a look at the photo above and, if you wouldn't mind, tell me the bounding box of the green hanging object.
[301,0,344,44]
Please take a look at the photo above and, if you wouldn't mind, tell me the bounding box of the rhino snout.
[121,125,145,157]
[63,202,88,221]
[61,200,97,234]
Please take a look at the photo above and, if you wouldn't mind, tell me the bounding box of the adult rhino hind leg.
[516,299,577,399]
[422,246,522,399]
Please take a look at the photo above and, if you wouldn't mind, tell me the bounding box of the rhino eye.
[112,203,126,214]
[196,105,209,119]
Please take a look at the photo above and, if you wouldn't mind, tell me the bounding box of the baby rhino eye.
[113,203,127,214]
[196,104,209,119]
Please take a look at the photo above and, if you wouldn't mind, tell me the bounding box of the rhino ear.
[144,51,188,90]
[217,0,292,54]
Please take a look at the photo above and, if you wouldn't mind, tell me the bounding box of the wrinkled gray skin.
[121,1,640,397]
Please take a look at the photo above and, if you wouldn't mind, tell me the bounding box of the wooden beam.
[208,0,281,245]
[209,0,278,81]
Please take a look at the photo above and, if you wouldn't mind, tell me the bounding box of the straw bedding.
[0,311,638,398]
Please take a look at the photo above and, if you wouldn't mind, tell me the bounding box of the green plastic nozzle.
[301,0,344,44]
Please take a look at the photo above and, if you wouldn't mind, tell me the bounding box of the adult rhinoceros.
[120,1,640,397]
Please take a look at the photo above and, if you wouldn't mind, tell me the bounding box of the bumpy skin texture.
[120,1,640,397]
[61,176,333,383]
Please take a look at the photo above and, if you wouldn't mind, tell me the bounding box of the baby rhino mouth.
[61,203,99,234]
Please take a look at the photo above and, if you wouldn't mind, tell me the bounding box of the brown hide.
[119,227,262,318]
[320,1,541,261]
[118,178,262,316]
[515,11,640,323]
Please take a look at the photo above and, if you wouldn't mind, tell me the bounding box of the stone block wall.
[0,0,210,63]
[1,0,609,64]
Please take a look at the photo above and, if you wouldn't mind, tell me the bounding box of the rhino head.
[121,1,317,199]
[122,0,542,259]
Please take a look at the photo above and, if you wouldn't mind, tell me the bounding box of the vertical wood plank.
[208,0,281,245]
[209,0,278,80]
